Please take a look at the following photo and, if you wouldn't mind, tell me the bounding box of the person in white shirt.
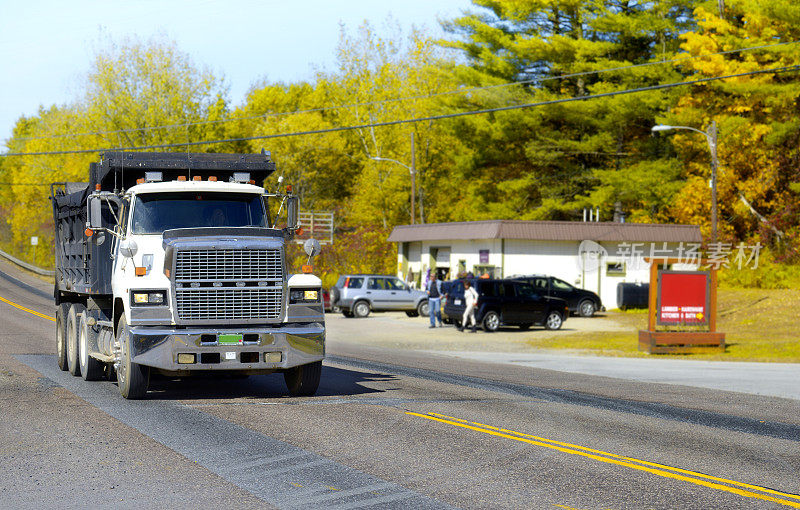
[460,280,478,333]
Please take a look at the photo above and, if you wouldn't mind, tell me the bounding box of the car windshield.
[131,192,267,234]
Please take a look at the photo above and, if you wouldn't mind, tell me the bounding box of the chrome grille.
[175,249,282,281]
[174,248,283,322]
[176,288,282,321]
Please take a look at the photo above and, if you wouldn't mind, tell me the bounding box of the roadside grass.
[527,288,800,362]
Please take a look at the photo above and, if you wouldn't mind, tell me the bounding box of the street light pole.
[410,132,416,225]
[652,122,719,243]
[369,132,418,225]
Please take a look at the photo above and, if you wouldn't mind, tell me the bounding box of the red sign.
[657,271,709,326]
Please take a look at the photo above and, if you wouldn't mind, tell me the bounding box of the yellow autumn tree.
[662,1,800,252]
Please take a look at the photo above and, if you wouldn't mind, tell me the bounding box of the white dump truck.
[50,151,324,399]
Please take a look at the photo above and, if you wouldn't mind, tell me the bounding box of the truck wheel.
[284,361,322,397]
[79,314,103,381]
[66,304,86,376]
[353,300,370,318]
[55,303,70,371]
[116,316,149,399]
[417,300,429,317]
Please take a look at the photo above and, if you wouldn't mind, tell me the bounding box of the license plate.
[218,334,243,345]
[455,299,462,305]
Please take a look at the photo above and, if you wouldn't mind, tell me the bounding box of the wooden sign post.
[638,257,725,354]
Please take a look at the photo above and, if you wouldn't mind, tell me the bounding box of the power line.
[9,40,799,143]
[2,64,798,158]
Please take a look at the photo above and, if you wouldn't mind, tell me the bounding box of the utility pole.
[410,132,416,225]
[708,121,718,244]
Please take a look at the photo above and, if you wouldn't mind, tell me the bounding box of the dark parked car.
[511,275,604,317]
[322,288,338,313]
[442,278,569,332]
[331,274,428,318]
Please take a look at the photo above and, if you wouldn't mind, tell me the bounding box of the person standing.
[460,280,478,333]
[426,272,443,328]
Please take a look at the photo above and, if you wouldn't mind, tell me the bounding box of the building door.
[580,250,602,295]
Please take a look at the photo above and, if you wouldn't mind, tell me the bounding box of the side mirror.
[119,238,138,258]
[87,196,102,229]
[303,238,321,258]
[286,196,299,230]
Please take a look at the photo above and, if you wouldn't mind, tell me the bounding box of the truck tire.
[55,303,70,371]
[284,361,321,397]
[66,303,86,376]
[116,316,149,399]
[79,314,103,381]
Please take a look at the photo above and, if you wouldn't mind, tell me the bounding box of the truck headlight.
[289,288,320,303]
[131,290,167,306]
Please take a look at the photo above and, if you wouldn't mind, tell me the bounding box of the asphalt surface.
[1,260,799,509]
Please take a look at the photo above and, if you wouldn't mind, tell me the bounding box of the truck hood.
[162,227,286,279]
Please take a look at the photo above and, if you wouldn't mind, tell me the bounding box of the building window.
[607,261,626,276]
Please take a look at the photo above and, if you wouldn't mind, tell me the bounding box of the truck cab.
[52,152,325,399]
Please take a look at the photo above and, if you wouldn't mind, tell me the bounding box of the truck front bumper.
[128,323,325,371]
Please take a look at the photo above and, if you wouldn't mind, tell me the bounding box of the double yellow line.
[0,294,55,322]
[407,411,800,508]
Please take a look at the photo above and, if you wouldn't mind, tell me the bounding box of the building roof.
[387,220,702,243]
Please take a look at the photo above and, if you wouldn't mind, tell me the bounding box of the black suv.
[442,279,569,332]
[511,275,604,317]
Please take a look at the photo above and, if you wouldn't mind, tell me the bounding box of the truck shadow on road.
[145,365,398,400]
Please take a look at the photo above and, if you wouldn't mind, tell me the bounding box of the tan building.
[387,220,702,310]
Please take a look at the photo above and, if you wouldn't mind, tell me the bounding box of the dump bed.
[51,151,276,300]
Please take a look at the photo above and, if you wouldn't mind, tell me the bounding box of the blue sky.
[0,0,473,151]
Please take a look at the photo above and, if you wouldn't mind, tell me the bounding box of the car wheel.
[482,311,500,332]
[417,300,429,317]
[518,323,532,331]
[405,311,419,317]
[579,299,596,317]
[353,300,371,318]
[545,311,563,330]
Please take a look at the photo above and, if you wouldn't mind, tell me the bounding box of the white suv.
[331,275,429,318]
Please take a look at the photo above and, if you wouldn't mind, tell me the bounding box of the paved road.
[425,351,800,401]
[1,261,799,509]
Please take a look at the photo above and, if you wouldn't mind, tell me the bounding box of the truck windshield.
[131,192,267,234]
